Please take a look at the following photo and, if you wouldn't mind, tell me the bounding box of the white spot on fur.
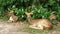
[9,16,14,21]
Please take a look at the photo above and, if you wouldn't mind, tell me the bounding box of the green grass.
[19,25,60,34]
[0,16,9,21]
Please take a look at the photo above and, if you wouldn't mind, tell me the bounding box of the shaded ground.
[0,20,30,34]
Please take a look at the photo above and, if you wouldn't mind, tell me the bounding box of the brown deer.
[8,10,18,23]
[25,12,53,30]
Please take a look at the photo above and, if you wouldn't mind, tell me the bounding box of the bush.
[0,0,60,21]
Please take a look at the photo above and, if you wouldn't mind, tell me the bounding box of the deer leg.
[37,25,44,30]
[29,24,44,30]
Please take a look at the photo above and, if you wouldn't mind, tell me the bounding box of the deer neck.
[27,16,32,24]
[11,14,15,16]
[10,14,15,19]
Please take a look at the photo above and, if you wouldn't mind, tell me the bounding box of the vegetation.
[0,0,60,34]
[0,0,60,23]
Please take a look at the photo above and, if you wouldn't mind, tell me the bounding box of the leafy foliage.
[0,0,60,21]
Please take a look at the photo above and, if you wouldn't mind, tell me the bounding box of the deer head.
[9,10,14,16]
[25,12,33,24]
[25,12,33,17]
[8,10,18,23]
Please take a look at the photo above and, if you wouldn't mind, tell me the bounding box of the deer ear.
[30,12,33,15]
[9,10,14,13]
[25,12,33,15]
[25,12,28,15]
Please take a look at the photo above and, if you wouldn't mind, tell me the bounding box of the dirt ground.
[0,20,60,34]
[0,20,30,34]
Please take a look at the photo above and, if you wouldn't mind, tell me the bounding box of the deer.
[8,10,18,23]
[25,12,53,30]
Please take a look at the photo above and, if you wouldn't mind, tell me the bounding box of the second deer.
[25,12,53,30]
[8,10,18,23]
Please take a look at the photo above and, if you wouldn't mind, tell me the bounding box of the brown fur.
[8,10,18,23]
[25,12,53,30]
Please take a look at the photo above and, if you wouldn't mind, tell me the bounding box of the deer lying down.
[25,12,53,30]
[8,10,18,23]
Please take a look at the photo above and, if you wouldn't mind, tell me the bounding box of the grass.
[0,15,9,21]
[19,25,60,34]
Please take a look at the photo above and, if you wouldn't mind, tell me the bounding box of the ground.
[0,20,30,34]
[0,20,60,34]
